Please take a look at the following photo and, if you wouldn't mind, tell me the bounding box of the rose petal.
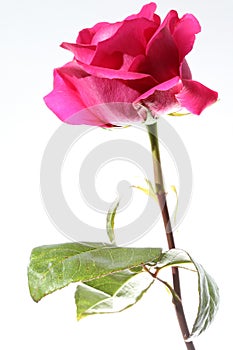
[154,9,179,35]
[126,2,158,21]
[76,22,110,44]
[144,26,179,82]
[61,42,96,64]
[144,10,200,81]
[74,59,154,80]
[134,77,182,117]
[135,76,180,100]
[91,22,122,45]
[44,68,88,123]
[44,61,144,126]
[76,28,93,45]
[63,22,122,65]
[176,79,218,115]
[180,59,192,80]
[91,17,159,69]
[173,14,201,61]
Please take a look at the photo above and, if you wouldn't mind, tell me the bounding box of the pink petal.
[126,2,158,21]
[176,79,218,115]
[91,17,159,69]
[144,26,179,82]
[76,22,109,44]
[61,42,96,64]
[44,69,88,123]
[134,77,183,117]
[63,22,122,65]
[76,28,94,45]
[144,10,200,82]
[180,59,192,80]
[172,14,201,61]
[74,59,154,80]
[155,10,179,34]
[135,76,180,100]
[44,62,145,126]
[129,54,146,72]
[91,22,122,45]
[92,50,124,70]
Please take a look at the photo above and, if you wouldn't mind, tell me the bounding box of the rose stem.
[146,122,196,350]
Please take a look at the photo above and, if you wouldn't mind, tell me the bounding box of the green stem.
[147,122,195,350]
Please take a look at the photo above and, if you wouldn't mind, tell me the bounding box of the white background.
[1,0,232,349]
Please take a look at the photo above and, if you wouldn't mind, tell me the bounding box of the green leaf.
[75,269,153,320]
[155,249,191,269]
[170,185,179,226]
[132,178,157,201]
[106,198,120,244]
[168,111,191,117]
[154,249,219,339]
[28,242,162,302]
[190,261,219,339]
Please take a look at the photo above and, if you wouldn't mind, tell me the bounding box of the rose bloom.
[44,2,218,127]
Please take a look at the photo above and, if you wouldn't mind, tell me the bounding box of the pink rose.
[44,2,218,127]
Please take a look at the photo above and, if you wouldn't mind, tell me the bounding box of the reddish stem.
[147,122,195,350]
